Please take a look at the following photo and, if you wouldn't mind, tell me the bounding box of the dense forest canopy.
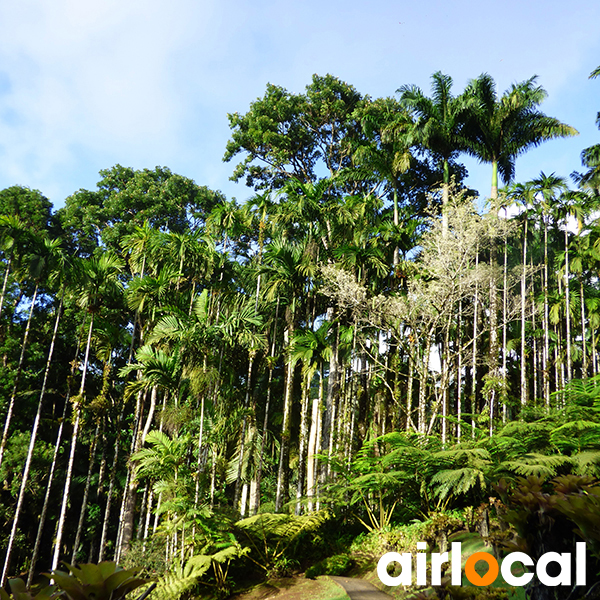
[0,67,600,599]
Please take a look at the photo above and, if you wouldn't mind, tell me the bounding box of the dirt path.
[330,577,393,600]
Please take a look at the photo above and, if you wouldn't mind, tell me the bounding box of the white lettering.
[501,552,534,586]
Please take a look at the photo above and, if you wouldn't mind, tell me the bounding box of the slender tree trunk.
[2,289,63,585]
[418,336,431,434]
[116,387,148,561]
[71,422,100,563]
[442,161,449,238]
[581,279,588,377]
[0,283,39,469]
[457,302,463,441]
[0,255,12,321]
[543,218,551,406]
[234,350,255,510]
[521,219,528,406]
[28,330,81,585]
[252,299,279,516]
[321,318,339,485]
[306,395,319,512]
[406,353,414,432]
[52,314,95,572]
[472,249,479,437]
[502,233,508,421]
[98,409,125,561]
[564,228,572,382]
[295,369,310,515]
[275,341,294,512]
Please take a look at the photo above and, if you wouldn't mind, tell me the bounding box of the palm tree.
[507,182,537,406]
[0,215,30,322]
[0,236,60,470]
[464,74,578,199]
[291,324,332,512]
[1,237,68,584]
[352,97,413,266]
[51,250,124,571]
[398,71,472,235]
[572,66,600,192]
[261,238,310,512]
[531,172,568,405]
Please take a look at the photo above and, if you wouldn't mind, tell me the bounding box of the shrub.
[305,554,354,579]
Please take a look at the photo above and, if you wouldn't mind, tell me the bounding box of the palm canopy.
[572,65,600,191]
[464,74,578,197]
[397,71,472,183]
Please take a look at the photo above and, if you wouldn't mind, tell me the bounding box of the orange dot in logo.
[464,552,499,586]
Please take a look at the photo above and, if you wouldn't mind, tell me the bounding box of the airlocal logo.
[377,542,587,587]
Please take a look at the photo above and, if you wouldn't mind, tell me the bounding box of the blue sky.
[0,0,598,210]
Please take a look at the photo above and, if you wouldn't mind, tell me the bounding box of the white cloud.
[0,0,598,207]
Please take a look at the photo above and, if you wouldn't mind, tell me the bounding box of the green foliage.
[0,578,57,600]
[47,562,149,600]
[234,511,329,575]
[305,554,354,579]
[154,545,249,600]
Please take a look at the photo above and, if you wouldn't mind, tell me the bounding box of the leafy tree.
[58,166,222,252]
[224,74,365,192]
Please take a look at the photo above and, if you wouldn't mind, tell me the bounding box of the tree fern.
[154,545,248,600]
[499,452,571,478]
[234,511,328,571]
[430,467,487,500]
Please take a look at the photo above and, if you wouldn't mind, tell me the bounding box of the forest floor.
[230,575,350,600]
[330,576,393,599]
[229,531,526,600]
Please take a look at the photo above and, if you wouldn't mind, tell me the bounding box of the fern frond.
[430,467,486,500]
[499,453,571,478]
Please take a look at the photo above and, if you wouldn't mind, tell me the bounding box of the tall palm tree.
[1,237,68,584]
[51,250,124,571]
[464,74,578,199]
[291,324,332,512]
[0,215,30,322]
[398,71,472,235]
[0,236,60,470]
[531,172,568,404]
[261,238,310,512]
[507,182,537,406]
[573,66,600,192]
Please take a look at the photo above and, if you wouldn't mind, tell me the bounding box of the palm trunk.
[2,289,63,584]
[457,302,463,441]
[252,298,279,516]
[472,249,479,437]
[564,228,572,381]
[71,422,100,563]
[581,279,588,377]
[275,342,294,512]
[418,336,431,434]
[442,160,449,238]
[521,218,528,406]
[0,283,39,469]
[51,314,94,572]
[406,353,414,432]
[295,368,311,515]
[306,384,320,512]
[543,218,551,406]
[98,408,125,561]
[0,255,12,321]
[234,350,255,510]
[28,329,82,585]
[502,225,508,421]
